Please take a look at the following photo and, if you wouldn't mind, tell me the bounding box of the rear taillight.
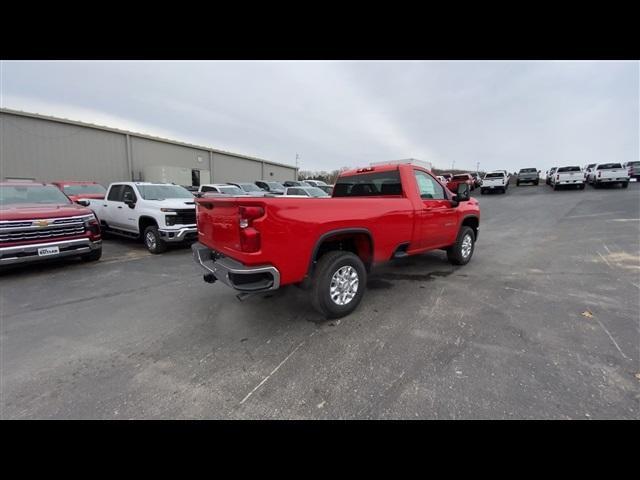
[239,206,264,252]
[556,174,560,180]
[598,171,602,178]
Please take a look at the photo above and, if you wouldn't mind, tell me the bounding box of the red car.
[0,181,102,266]
[51,181,107,203]
[192,162,480,318]
[447,174,475,192]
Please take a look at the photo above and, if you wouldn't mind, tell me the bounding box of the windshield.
[239,183,262,192]
[519,168,537,173]
[452,175,469,180]
[137,185,193,200]
[267,182,284,189]
[484,173,504,178]
[306,187,329,197]
[557,166,581,173]
[0,185,71,206]
[62,184,107,195]
[597,163,622,170]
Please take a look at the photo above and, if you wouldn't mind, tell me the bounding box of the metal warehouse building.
[0,108,297,187]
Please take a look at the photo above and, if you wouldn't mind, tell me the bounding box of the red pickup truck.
[51,181,107,203]
[192,163,480,318]
[0,181,102,266]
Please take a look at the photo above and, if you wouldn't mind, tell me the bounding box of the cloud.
[1,60,637,173]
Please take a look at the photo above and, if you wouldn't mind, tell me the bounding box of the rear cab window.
[557,166,581,172]
[333,169,403,197]
[596,163,622,170]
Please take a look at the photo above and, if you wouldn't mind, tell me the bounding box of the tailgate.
[196,196,244,252]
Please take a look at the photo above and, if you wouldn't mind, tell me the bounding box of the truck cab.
[89,182,197,253]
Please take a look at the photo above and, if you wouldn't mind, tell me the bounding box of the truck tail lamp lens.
[556,174,560,181]
[598,171,602,178]
[239,206,264,252]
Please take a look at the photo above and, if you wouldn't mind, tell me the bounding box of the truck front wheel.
[310,251,367,319]
[447,226,475,266]
[143,226,167,254]
[81,248,102,262]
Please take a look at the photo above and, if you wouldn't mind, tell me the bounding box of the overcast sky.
[1,60,638,173]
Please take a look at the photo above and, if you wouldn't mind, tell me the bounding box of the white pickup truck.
[550,166,585,190]
[480,171,509,194]
[87,182,197,253]
[588,163,630,189]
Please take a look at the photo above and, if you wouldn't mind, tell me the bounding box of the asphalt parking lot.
[2,182,639,419]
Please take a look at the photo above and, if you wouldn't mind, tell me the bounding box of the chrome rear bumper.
[191,242,280,292]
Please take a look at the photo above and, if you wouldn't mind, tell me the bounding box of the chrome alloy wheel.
[329,265,359,305]
[145,231,157,250]
[461,234,473,259]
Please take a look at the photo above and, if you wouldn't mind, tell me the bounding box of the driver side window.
[414,170,445,200]
[122,186,137,203]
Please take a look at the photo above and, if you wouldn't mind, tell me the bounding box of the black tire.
[516,180,520,186]
[447,226,476,266]
[553,184,558,190]
[310,251,367,319]
[593,181,599,189]
[81,248,102,262]
[143,225,167,254]
[622,182,629,189]
[534,180,539,185]
[579,184,585,190]
[480,189,485,195]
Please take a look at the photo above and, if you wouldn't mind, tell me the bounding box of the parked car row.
[545,163,630,190]
[197,180,334,197]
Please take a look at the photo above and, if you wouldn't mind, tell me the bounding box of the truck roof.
[1,181,49,187]
[339,163,431,178]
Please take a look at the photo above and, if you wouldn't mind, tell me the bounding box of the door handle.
[117,206,123,209]
[103,204,107,207]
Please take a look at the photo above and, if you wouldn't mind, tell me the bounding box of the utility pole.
[451,159,455,171]
[295,153,300,180]
[476,161,480,174]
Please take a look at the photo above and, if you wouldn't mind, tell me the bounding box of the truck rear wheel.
[447,226,475,266]
[310,251,366,319]
[143,226,167,254]
[622,182,629,188]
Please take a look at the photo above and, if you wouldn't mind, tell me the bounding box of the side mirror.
[76,199,90,207]
[538,170,541,174]
[454,183,470,202]
[124,198,136,209]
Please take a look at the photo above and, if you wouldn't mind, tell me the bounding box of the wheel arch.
[460,215,479,240]
[307,228,374,277]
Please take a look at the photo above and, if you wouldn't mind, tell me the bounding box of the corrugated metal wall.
[131,136,210,181]
[1,113,128,186]
[0,111,297,186]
